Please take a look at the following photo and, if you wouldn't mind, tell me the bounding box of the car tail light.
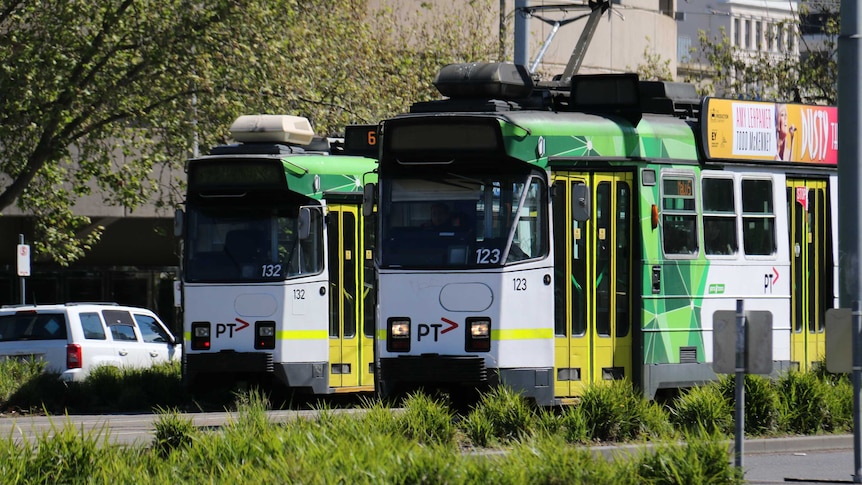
[66,344,82,369]
[465,317,491,352]
[191,322,211,350]
[255,321,276,349]
[387,317,410,352]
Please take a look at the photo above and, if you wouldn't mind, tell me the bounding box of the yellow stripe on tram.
[276,330,329,340]
[491,328,554,340]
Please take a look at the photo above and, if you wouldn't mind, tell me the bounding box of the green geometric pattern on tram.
[637,164,707,364]
[639,137,670,159]
[642,259,708,364]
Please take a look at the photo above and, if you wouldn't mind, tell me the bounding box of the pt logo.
[417,317,459,342]
[216,318,251,338]
[764,267,779,294]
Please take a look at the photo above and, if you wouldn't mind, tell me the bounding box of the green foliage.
[397,391,456,445]
[559,403,591,444]
[0,357,46,404]
[152,407,197,457]
[636,432,744,484]
[776,370,832,434]
[461,386,537,447]
[27,422,108,483]
[718,374,780,436]
[0,0,499,263]
[506,435,633,484]
[823,374,854,433]
[693,1,837,103]
[577,380,672,443]
[670,384,733,436]
[630,37,674,81]
[1,360,186,414]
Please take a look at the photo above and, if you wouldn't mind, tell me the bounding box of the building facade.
[676,0,800,94]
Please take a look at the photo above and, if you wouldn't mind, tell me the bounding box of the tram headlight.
[255,321,276,350]
[191,322,211,350]
[466,317,491,352]
[387,317,411,352]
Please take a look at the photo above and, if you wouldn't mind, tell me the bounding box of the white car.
[0,303,181,381]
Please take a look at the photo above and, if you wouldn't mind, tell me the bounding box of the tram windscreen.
[184,203,324,282]
[379,170,548,268]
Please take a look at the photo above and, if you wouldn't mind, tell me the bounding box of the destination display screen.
[189,160,285,189]
[701,98,837,165]
[343,124,379,158]
[389,122,499,153]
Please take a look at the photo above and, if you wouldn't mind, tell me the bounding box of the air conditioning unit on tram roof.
[230,114,316,146]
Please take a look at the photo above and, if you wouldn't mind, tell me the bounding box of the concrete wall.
[369,0,679,77]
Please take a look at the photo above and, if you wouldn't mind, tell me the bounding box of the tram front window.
[380,172,548,268]
[185,204,324,282]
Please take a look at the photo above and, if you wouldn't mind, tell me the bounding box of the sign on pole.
[16,244,31,277]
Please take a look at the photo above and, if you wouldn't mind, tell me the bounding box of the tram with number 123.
[177,115,379,395]
[366,63,838,405]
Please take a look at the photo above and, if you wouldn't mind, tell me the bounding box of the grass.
[0,390,746,484]
[0,358,855,482]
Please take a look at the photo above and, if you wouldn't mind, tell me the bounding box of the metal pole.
[18,234,25,305]
[853,300,862,483]
[839,0,861,481]
[530,21,560,73]
[734,298,745,469]
[514,0,529,66]
[499,0,507,62]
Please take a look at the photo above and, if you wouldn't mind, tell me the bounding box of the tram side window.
[702,177,738,255]
[661,175,697,255]
[741,179,776,256]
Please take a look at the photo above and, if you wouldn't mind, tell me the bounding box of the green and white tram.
[369,64,838,404]
[178,115,378,395]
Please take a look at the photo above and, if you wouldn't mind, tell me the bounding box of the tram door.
[787,179,831,371]
[552,172,633,397]
[327,204,374,391]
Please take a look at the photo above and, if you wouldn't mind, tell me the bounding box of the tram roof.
[186,152,377,199]
[389,62,837,168]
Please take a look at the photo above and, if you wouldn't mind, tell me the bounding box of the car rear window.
[80,312,107,340]
[0,313,68,341]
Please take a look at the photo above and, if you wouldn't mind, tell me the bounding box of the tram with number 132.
[178,115,379,395]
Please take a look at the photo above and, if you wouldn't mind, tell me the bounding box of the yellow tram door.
[787,179,830,371]
[552,172,633,398]
[327,204,374,391]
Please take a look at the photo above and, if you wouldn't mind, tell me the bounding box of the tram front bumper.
[379,355,489,386]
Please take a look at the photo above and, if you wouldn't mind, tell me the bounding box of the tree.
[692,0,838,104]
[0,0,498,264]
[630,37,674,82]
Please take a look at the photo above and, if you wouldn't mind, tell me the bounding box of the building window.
[678,36,692,63]
[755,21,762,50]
[745,19,752,49]
[766,23,774,51]
[787,26,795,52]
